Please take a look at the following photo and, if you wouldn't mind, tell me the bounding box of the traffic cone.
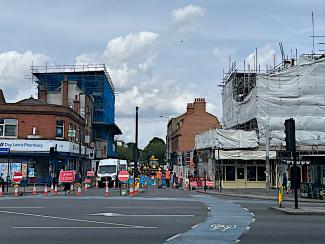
[0,187,3,197]
[143,181,148,188]
[44,185,48,197]
[104,182,109,197]
[50,183,54,193]
[129,187,134,197]
[14,187,19,197]
[95,180,99,189]
[70,184,74,192]
[76,186,82,196]
[32,184,37,195]
[173,182,176,189]
[84,183,88,192]
[54,184,58,196]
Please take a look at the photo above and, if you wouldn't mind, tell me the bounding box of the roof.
[15,97,47,105]
[0,89,5,104]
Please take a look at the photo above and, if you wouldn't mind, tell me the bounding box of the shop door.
[237,167,245,187]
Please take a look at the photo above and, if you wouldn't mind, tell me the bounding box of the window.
[247,166,257,181]
[237,167,245,179]
[257,166,266,181]
[0,119,18,137]
[56,120,64,138]
[225,166,235,181]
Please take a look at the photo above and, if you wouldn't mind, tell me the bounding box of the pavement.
[196,188,325,203]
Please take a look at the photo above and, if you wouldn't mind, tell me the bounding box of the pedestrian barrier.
[44,185,48,197]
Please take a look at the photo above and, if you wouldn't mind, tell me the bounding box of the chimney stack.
[73,95,80,114]
[61,75,69,107]
[193,98,206,112]
[38,84,47,103]
[187,103,194,113]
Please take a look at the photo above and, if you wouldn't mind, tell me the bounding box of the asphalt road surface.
[0,189,208,244]
[218,195,325,244]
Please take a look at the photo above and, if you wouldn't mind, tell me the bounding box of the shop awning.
[215,149,276,160]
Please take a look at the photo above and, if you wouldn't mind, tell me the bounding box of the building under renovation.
[196,54,325,194]
[31,64,122,160]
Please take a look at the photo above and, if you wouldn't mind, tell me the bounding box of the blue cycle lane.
[166,194,253,244]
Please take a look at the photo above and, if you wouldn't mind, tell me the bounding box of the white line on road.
[0,207,44,209]
[191,224,199,229]
[165,233,181,242]
[13,226,156,229]
[105,206,201,209]
[88,212,194,217]
[243,208,249,211]
[0,210,156,229]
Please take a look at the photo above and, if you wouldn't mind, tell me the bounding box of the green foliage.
[116,142,141,161]
[140,137,166,164]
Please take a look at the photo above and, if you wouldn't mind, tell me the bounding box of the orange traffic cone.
[70,184,74,193]
[44,185,48,197]
[129,187,134,197]
[104,182,109,197]
[0,187,3,197]
[76,186,82,196]
[14,187,19,197]
[173,182,176,189]
[32,184,37,195]
[84,183,88,192]
[143,181,148,188]
[50,183,54,193]
[54,184,58,196]
[95,180,99,189]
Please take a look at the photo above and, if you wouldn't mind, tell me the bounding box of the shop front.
[0,139,94,184]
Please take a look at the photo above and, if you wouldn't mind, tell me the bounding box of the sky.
[0,0,324,148]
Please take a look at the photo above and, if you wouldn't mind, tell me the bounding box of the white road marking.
[243,208,249,211]
[105,206,201,209]
[165,233,181,242]
[235,239,241,243]
[191,224,199,229]
[88,212,194,217]
[246,226,251,230]
[0,210,156,229]
[0,207,44,209]
[13,226,156,229]
[252,218,256,222]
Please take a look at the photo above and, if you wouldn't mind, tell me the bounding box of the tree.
[116,142,141,161]
[140,137,166,165]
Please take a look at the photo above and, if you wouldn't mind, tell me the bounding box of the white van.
[96,159,120,187]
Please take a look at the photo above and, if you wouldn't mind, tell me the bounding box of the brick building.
[0,89,94,184]
[166,98,220,171]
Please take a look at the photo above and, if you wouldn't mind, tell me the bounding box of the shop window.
[226,166,235,181]
[237,167,245,179]
[56,120,64,138]
[257,166,266,181]
[247,166,257,181]
[0,119,18,137]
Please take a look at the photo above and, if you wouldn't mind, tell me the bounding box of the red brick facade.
[0,98,85,141]
[168,98,220,153]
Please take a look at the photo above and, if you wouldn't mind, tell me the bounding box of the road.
[217,195,325,244]
[0,188,207,244]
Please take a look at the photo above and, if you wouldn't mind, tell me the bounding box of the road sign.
[0,148,10,155]
[68,129,76,137]
[87,171,95,177]
[59,170,76,183]
[13,172,23,183]
[118,170,130,182]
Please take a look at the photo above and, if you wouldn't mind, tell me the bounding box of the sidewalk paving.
[196,188,325,203]
[270,206,325,215]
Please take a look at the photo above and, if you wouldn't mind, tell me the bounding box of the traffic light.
[284,118,296,152]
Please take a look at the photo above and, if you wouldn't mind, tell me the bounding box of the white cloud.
[246,45,276,71]
[0,50,48,102]
[213,47,234,65]
[172,4,205,23]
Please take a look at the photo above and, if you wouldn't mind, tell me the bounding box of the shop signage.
[59,170,76,183]
[0,148,10,155]
[68,130,76,137]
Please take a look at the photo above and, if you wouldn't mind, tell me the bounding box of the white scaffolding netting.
[195,129,258,149]
[222,56,325,146]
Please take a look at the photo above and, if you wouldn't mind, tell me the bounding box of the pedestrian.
[156,169,162,188]
[282,173,288,192]
[287,178,291,193]
[165,169,171,188]
[0,173,4,192]
[172,172,177,188]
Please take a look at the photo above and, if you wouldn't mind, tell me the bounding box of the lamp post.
[160,115,170,168]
